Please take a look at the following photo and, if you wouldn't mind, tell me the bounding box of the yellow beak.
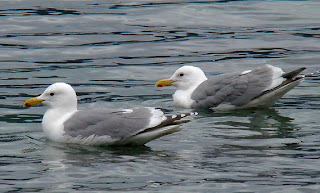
[155,79,175,87]
[23,97,44,107]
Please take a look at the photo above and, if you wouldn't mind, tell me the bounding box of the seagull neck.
[173,86,197,108]
[45,106,77,119]
[50,100,77,110]
[42,107,77,142]
[44,104,78,122]
[173,79,206,108]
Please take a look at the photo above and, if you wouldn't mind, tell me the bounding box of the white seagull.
[24,82,195,146]
[155,65,308,110]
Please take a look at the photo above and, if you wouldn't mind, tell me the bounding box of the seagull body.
[24,83,195,146]
[155,65,306,110]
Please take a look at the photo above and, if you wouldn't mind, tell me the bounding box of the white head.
[156,65,208,90]
[24,82,78,111]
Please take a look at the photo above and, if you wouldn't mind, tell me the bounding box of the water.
[1,0,320,192]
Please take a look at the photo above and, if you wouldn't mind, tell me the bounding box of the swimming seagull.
[24,82,196,146]
[155,65,312,110]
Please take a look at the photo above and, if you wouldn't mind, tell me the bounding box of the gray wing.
[191,65,275,108]
[63,108,152,140]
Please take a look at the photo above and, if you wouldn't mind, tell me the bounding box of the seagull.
[155,65,308,110]
[24,82,196,146]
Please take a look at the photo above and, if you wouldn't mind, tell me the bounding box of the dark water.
[1,0,320,192]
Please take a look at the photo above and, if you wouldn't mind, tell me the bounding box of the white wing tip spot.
[172,115,177,119]
[241,70,252,75]
[180,114,186,117]
[123,109,134,114]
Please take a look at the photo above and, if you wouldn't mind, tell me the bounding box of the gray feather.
[191,65,275,108]
[63,108,152,140]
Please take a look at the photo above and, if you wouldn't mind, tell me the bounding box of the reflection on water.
[197,108,298,137]
[1,0,320,192]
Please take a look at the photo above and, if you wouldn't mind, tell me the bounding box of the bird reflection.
[37,142,153,168]
[196,108,299,139]
[34,140,184,171]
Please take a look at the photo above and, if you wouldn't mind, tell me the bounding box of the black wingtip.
[144,112,197,132]
[161,112,198,126]
[282,67,307,79]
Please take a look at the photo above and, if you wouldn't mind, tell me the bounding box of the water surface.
[1,0,320,192]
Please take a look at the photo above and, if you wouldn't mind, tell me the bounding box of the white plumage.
[156,65,307,110]
[24,82,195,146]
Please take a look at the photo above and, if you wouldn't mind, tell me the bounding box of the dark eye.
[50,93,55,96]
[179,73,184,77]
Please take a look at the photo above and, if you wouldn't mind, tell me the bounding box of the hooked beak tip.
[23,97,44,108]
[155,79,175,87]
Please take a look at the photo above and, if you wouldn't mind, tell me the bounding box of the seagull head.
[24,82,78,110]
[155,65,208,90]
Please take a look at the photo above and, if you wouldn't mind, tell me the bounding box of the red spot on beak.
[25,103,31,107]
[158,84,163,87]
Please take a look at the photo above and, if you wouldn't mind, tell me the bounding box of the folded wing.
[191,65,305,109]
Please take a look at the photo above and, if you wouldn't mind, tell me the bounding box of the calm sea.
[1,0,320,192]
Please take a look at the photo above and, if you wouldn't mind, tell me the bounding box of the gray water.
[1,0,320,192]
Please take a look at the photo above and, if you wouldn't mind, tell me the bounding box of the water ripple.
[1,1,320,192]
